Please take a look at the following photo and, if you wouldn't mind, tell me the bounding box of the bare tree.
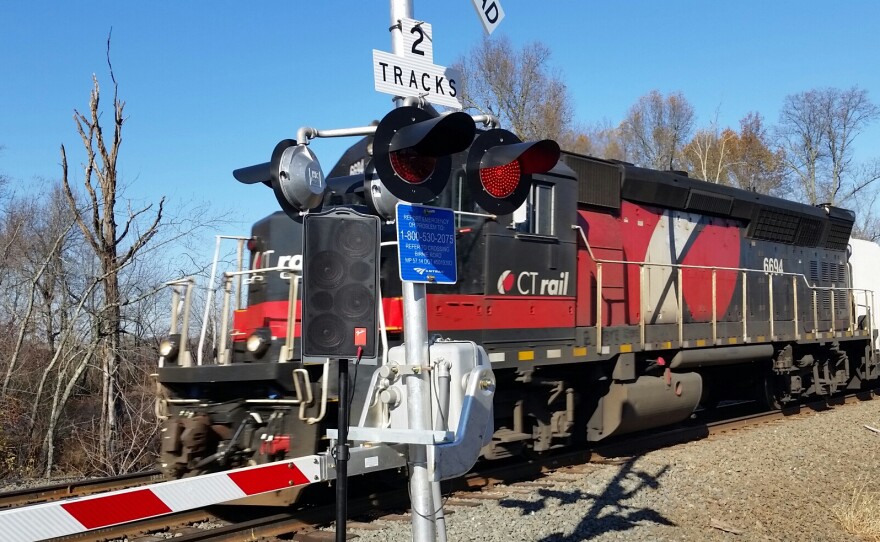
[839,158,880,241]
[776,86,880,205]
[0,45,225,479]
[683,107,737,183]
[453,36,577,141]
[1,212,73,398]
[60,37,164,467]
[683,112,785,194]
[685,126,737,183]
[618,90,695,170]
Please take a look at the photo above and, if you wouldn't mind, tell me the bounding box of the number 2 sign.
[401,18,433,63]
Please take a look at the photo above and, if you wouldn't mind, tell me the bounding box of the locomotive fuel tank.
[587,372,702,441]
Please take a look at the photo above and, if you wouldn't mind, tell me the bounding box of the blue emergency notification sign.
[396,203,457,284]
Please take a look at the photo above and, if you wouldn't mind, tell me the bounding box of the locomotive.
[155,131,879,479]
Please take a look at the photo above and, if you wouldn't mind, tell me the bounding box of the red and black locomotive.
[156,126,878,479]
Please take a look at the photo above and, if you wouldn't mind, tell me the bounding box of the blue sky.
[2,1,879,257]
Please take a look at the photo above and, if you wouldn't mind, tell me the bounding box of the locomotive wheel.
[698,374,720,410]
[759,371,783,410]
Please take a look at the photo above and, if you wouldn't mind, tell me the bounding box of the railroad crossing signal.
[465,129,561,214]
[270,139,326,215]
[372,106,476,203]
[232,140,327,219]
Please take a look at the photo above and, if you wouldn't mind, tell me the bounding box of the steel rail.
[0,470,163,510]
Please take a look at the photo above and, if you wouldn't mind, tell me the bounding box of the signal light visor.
[372,107,476,203]
[517,140,562,174]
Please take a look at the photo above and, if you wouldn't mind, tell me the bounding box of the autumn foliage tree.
[682,112,785,195]
[726,113,786,194]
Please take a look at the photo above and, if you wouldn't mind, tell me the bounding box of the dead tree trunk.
[60,38,163,468]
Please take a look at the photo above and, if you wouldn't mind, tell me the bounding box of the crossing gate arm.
[0,445,407,542]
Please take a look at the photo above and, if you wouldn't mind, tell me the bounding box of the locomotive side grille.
[811,261,847,311]
[794,218,823,247]
[834,262,847,311]
[821,262,832,310]
[825,222,853,250]
[750,209,799,244]
[562,154,621,209]
[686,189,733,215]
[751,209,851,249]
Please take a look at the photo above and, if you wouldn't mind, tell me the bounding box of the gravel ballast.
[349,399,880,541]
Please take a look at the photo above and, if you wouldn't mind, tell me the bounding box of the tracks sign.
[372,18,462,109]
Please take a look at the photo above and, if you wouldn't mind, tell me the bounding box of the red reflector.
[61,489,172,529]
[390,149,436,184]
[228,462,309,495]
[480,160,521,198]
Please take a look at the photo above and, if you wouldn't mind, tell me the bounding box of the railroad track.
[0,470,164,510]
[19,389,877,541]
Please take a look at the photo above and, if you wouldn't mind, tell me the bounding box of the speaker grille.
[302,209,380,358]
[307,314,346,351]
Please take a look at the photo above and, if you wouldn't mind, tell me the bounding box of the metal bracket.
[429,367,495,481]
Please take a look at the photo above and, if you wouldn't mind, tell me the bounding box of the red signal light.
[479,161,521,198]
[389,149,437,185]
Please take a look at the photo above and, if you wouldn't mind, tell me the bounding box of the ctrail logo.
[497,270,570,296]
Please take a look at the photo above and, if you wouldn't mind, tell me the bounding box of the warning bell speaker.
[302,209,380,358]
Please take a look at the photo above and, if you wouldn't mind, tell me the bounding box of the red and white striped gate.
[0,445,406,542]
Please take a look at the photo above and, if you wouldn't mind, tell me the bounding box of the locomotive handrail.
[217,265,302,365]
[297,360,330,424]
[572,225,875,352]
[199,235,251,366]
[223,264,298,276]
[212,258,393,368]
[161,277,195,368]
[572,224,857,290]
[218,274,234,364]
